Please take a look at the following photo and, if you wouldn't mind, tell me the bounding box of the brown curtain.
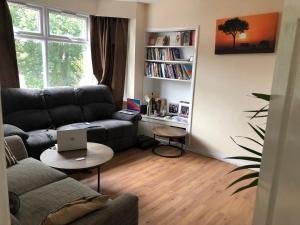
[0,0,19,88]
[90,16,128,110]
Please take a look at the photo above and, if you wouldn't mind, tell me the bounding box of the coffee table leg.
[97,167,100,193]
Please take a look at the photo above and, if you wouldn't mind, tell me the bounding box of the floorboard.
[71,148,256,225]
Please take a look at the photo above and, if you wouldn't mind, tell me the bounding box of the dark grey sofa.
[6,135,138,225]
[2,85,141,159]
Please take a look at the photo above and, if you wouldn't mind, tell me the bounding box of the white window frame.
[9,1,90,87]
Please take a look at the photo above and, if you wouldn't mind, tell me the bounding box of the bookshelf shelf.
[146,45,194,48]
[145,59,193,65]
[145,76,191,82]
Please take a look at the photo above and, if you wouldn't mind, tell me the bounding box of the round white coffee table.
[40,142,114,192]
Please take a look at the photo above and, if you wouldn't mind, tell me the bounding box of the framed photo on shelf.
[175,32,182,46]
[168,103,179,115]
[148,36,157,45]
[179,103,190,118]
[155,36,164,46]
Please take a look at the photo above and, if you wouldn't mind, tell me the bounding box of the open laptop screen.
[127,98,141,112]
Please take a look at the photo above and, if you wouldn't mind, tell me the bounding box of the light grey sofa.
[6,135,139,225]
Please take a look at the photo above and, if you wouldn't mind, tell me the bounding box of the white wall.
[253,0,300,224]
[146,0,284,161]
[0,98,10,225]
[96,0,137,18]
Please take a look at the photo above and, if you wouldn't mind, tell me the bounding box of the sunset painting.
[215,12,279,54]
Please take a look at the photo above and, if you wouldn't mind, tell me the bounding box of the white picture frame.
[168,103,179,115]
[179,103,190,118]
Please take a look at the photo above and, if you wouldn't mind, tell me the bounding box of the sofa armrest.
[112,111,142,123]
[4,124,29,141]
[5,135,28,161]
[71,193,138,225]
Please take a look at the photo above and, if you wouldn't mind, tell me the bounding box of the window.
[9,2,96,88]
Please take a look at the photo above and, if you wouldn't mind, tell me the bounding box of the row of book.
[145,63,192,80]
[146,48,182,61]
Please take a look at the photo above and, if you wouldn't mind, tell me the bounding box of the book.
[161,64,166,78]
[176,64,183,79]
[182,31,191,46]
[172,48,181,60]
[182,65,193,80]
[191,30,196,46]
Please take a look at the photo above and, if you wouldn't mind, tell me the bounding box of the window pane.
[9,3,41,33]
[15,39,44,88]
[49,11,87,39]
[48,42,86,86]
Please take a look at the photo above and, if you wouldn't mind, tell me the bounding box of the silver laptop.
[57,129,87,152]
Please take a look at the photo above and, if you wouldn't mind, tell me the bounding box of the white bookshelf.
[142,27,199,134]
[145,76,191,82]
[145,59,193,65]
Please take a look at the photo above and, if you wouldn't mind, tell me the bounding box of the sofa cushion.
[90,120,135,140]
[76,85,115,121]
[26,129,57,159]
[16,178,99,225]
[43,87,84,127]
[1,88,52,131]
[57,123,107,143]
[7,158,67,195]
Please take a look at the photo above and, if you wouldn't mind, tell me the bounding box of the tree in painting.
[218,17,249,48]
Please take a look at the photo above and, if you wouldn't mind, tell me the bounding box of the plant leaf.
[229,164,260,173]
[244,109,269,113]
[227,172,259,189]
[226,156,261,162]
[248,123,265,140]
[257,125,266,134]
[231,137,262,156]
[232,179,258,195]
[247,115,268,118]
[249,105,269,120]
[252,93,271,101]
[235,136,263,147]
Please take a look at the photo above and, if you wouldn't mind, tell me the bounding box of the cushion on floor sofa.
[16,178,100,225]
[6,158,67,195]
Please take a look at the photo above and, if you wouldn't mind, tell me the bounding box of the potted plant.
[227,93,270,194]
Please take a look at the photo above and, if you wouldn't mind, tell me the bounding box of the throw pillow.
[41,195,110,225]
[4,140,17,168]
[4,124,29,140]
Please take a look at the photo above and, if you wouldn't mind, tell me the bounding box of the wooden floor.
[71,148,256,225]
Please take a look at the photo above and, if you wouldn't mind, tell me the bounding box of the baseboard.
[186,145,253,168]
